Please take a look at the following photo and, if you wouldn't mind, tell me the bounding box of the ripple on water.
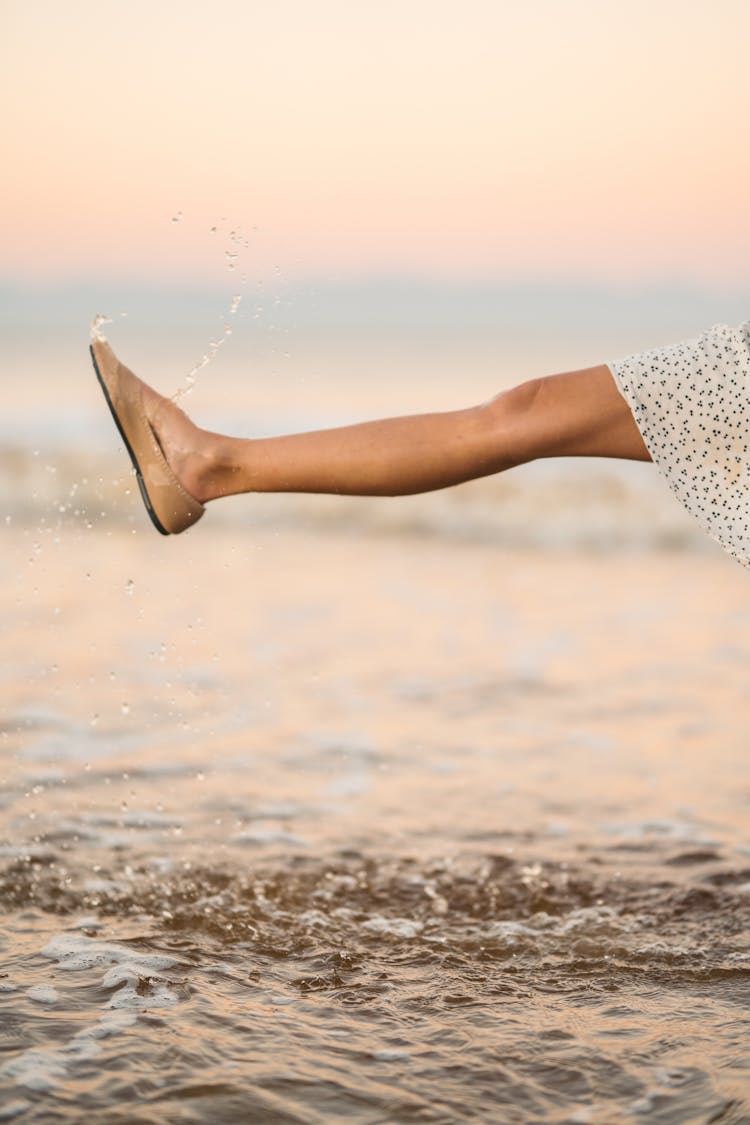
[2,850,750,1121]
[3,850,750,980]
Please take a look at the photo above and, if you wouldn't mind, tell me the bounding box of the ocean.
[2,279,750,1122]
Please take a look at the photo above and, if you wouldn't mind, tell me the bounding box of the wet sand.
[3,523,750,1121]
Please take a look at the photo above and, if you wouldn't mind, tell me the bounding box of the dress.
[608,320,750,568]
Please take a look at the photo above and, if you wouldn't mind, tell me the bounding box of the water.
[4,284,750,1118]
[4,855,750,1121]
[2,523,750,1122]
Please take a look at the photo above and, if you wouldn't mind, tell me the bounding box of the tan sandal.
[90,339,205,535]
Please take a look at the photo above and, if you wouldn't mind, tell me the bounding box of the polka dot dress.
[608,319,750,567]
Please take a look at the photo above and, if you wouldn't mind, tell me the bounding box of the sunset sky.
[3,0,750,287]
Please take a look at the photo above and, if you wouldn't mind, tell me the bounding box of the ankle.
[194,433,245,503]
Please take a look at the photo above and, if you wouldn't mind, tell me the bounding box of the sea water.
[2,283,750,1121]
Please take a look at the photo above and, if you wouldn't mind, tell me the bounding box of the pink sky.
[3,0,750,286]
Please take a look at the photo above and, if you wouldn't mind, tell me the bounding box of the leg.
[143,363,650,504]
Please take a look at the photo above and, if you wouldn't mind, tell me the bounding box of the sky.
[3,0,750,288]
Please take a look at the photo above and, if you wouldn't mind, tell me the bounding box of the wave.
[3,849,750,986]
[0,442,710,551]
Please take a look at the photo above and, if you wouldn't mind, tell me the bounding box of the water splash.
[172,227,250,403]
[92,215,251,405]
[90,315,112,343]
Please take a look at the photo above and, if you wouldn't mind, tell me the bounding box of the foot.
[140,383,233,505]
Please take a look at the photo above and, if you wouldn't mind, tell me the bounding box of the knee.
[470,378,547,469]
[478,378,545,433]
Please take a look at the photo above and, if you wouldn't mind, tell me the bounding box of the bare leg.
[141,364,650,505]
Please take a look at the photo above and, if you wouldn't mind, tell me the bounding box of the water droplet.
[90,314,112,341]
[125,578,134,596]
[121,702,130,716]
